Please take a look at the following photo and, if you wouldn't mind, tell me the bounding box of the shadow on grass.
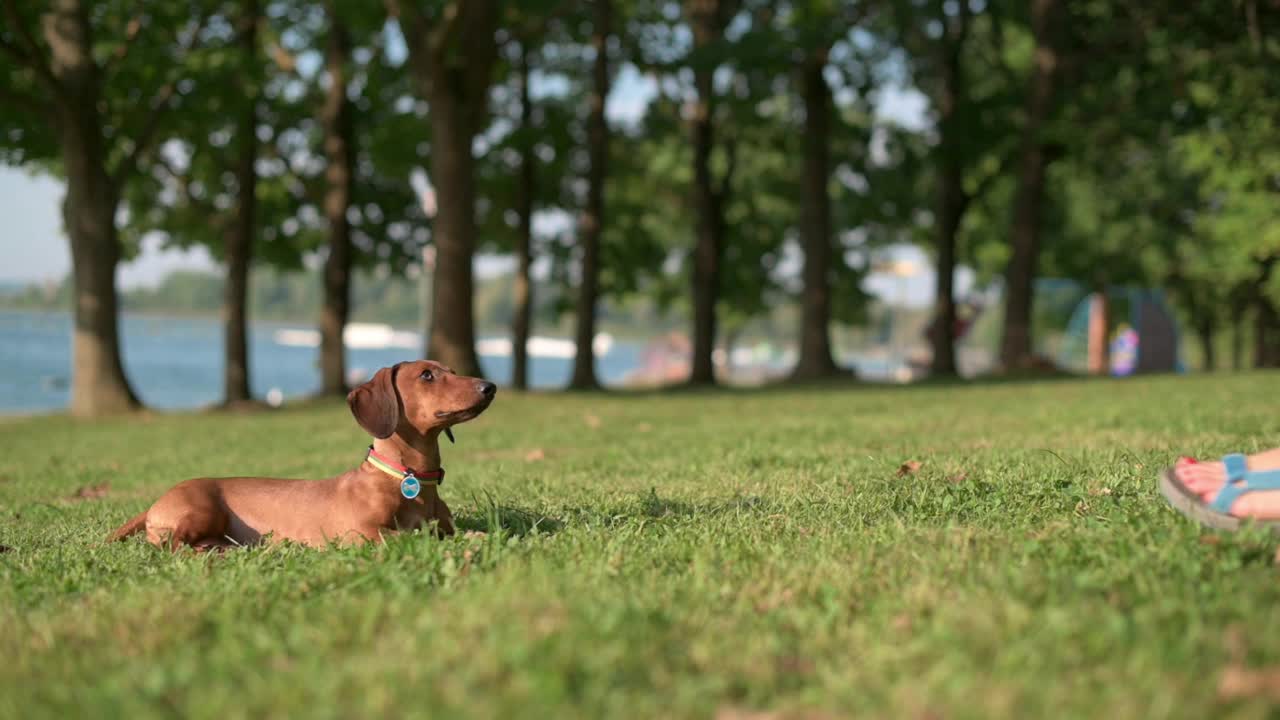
[638,490,702,518]
[566,489,776,526]
[1234,543,1278,568]
[454,501,565,538]
[454,490,779,537]
[634,489,770,518]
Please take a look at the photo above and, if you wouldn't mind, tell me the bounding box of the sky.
[0,58,952,305]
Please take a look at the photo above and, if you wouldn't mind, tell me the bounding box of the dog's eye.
[419,369,434,382]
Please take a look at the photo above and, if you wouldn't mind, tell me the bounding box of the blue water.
[0,310,643,413]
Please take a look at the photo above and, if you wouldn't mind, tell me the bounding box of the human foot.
[1173,448,1280,519]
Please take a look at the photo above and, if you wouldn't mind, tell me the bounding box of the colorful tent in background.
[1060,288,1184,375]
[951,279,1185,377]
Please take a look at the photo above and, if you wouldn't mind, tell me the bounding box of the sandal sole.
[1159,467,1280,533]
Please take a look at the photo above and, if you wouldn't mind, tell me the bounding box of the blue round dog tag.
[400,474,421,499]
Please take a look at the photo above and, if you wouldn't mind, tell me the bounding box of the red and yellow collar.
[365,446,445,485]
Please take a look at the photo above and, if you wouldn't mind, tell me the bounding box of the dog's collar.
[365,446,445,492]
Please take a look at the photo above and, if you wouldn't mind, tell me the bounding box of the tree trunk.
[689,80,722,386]
[320,6,355,396]
[931,140,965,377]
[791,50,840,380]
[223,0,259,405]
[1271,324,1280,369]
[570,0,611,390]
[223,114,255,404]
[44,0,142,416]
[1254,302,1266,368]
[999,0,1059,371]
[1257,298,1278,368]
[683,0,735,386]
[931,173,965,378]
[511,43,535,391]
[425,88,484,377]
[1179,277,1213,372]
[929,5,970,379]
[397,0,498,378]
[999,144,1050,371]
[1197,317,1217,372]
[1228,302,1249,368]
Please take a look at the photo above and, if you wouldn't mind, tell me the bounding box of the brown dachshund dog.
[107,360,496,550]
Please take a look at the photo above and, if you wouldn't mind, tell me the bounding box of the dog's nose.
[478,381,497,398]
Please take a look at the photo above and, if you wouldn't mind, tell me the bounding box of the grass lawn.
[4,372,1280,719]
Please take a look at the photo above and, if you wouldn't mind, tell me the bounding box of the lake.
[0,310,644,413]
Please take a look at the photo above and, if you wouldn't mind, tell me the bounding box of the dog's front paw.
[433,496,456,538]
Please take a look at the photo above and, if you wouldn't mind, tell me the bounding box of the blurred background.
[0,0,1276,416]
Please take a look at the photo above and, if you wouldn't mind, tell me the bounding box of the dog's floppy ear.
[347,364,401,439]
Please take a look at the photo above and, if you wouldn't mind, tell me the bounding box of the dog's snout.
[478,381,497,398]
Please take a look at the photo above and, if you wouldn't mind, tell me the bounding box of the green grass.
[4,373,1280,719]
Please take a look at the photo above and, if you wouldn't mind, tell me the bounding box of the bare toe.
[1175,464,1208,487]
[1175,462,1227,502]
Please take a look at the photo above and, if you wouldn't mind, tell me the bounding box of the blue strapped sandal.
[1160,454,1280,531]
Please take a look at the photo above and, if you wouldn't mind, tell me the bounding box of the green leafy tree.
[622,0,885,383]
[627,0,769,385]
[1021,0,1280,372]
[318,1,358,394]
[569,0,614,389]
[126,1,428,399]
[997,0,1064,370]
[224,0,265,404]
[888,0,1018,376]
[119,0,289,405]
[476,1,580,390]
[390,0,503,377]
[0,0,215,415]
[770,1,884,379]
[681,0,739,385]
[301,2,429,393]
[625,0,747,385]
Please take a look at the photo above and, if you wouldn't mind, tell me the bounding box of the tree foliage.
[3,0,1278,409]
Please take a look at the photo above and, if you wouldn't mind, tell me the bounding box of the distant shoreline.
[1,309,647,414]
[0,305,424,332]
[0,306,671,344]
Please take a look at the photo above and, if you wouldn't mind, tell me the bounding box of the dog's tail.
[107,510,147,542]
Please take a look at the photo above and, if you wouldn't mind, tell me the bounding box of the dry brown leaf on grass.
[947,471,968,484]
[896,460,922,477]
[1199,535,1222,546]
[70,483,110,501]
[1218,665,1280,701]
[524,448,546,462]
[584,414,602,429]
[752,588,796,614]
[774,654,815,676]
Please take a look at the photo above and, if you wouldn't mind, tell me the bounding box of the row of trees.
[2,0,1278,416]
[1,267,617,331]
